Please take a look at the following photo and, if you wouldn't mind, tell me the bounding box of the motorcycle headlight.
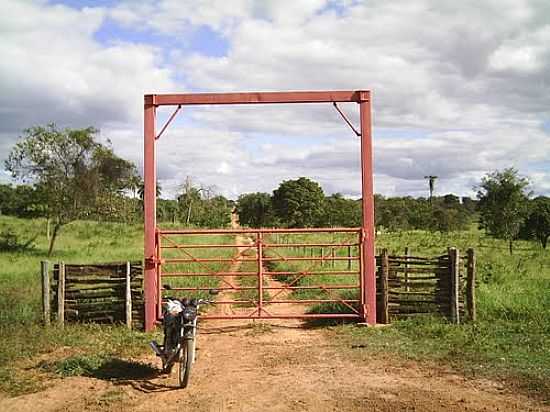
[182,307,197,321]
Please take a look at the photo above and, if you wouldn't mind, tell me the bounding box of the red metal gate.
[156,227,364,320]
[143,90,376,330]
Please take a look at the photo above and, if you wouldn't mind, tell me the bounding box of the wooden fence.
[376,247,476,324]
[41,261,144,330]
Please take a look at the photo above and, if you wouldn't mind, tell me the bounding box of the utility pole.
[424,175,438,204]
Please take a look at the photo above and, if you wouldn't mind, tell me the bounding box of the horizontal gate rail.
[159,227,361,235]
[161,271,358,277]
[163,285,360,291]
[161,272,259,277]
[161,244,242,249]
[160,242,359,248]
[161,256,359,263]
[263,242,358,248]
[263,256,359,262]
[200,314,361,320]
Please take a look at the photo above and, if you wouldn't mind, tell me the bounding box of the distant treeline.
[0,176,477,233]
[0,182,233,228]
[235,177,478,232]
[2,125,549,254]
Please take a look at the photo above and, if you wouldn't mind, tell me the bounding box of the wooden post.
[448,248,460,324]
[466,248,476,322]
[41,261,50,325]
[404,247,410,292]
[321,247,324,267]
[331,247,335,268]
[379,249,389,324]
[347,245,352,270]
[125,261,133,329]
[57,262,65,327]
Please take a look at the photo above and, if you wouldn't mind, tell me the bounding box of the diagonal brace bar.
[333,102,361,137]
[156,105,182,140]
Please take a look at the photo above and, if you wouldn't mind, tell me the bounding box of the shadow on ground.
[89,358,159,381]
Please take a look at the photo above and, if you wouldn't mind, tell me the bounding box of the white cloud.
[488,25,550,73]
[0,0,174,135]
[1,0,550,200]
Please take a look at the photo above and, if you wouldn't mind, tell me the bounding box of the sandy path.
[1,215,548,411]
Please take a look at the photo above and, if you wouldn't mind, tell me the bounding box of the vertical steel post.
[257,232,263,317]
[358,230,364,314]
[359,91,376,325]
[156,230,162,320]
[144,95,157,331]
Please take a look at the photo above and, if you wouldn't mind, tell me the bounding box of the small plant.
[51,354,106,377]
[0,229,36,252]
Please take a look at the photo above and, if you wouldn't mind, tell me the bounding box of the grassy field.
[1,216,548,400]
[265,229,550,401]
[0,216,234,396]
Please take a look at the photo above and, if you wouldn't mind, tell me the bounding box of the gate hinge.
[145,256,164,266]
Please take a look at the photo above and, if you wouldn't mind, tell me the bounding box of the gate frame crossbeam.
[144,90,375,331]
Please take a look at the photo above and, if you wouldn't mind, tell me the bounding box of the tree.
[176,177,203,225]
[237,192,276,228]
[461,196,478,213]
[521,197,550,249]
[272,177,325,227]
[197,195,232,228]
[5,124,135,255]
[424,175,438,204]
[476,168,529,254]
[93,144,138,220]
[321,193,361,227]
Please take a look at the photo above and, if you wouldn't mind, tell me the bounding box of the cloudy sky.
[1,0,550,199]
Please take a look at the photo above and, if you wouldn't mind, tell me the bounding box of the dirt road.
[1,218,548,411]
[2,315,547,411]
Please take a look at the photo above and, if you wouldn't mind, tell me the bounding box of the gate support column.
[144,95,157,331]
[359,91,376,325]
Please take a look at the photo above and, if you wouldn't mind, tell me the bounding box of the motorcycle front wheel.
[179,338,194,388]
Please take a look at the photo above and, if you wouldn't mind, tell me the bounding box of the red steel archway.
[143,90,375,331]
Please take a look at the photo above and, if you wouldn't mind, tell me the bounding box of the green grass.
[266,228,550,400]
[0,215,234,396]
[1,217,548,400]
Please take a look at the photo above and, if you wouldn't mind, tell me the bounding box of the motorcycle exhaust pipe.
[150,341,164,358]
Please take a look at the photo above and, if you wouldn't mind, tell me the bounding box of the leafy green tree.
[237,192,276,228]
[0,184,46,218]
[521,197,550,249]
[476,168,530,255]
[461,196,478,213]
[0,184,13,215]
[197,195,232,228]
[158,199,179,223]
[93,144,138,220]
[442,194,460,207]
[177,185,202,225]
[5,124,135,255]
[321,193,361,227]
[272,177,325,227]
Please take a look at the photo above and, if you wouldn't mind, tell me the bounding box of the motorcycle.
[150,288,217,388]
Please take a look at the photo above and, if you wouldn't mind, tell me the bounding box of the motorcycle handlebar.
[162,297,215,306]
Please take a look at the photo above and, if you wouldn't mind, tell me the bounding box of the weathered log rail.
[41,261,144,330]
[376,247,476,324]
